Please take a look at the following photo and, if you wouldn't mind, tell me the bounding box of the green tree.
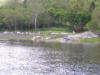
[27,0,46,32]
[48,8,67,24]
[87,7,100,32]
[67,11,91,27]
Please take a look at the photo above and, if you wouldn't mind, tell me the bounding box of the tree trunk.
[34,13,38,32]
[23,0,27,8]
[14,25,17,32]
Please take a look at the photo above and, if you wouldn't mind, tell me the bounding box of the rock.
[92,34,98,37]
[51,32,59,34]
[31,37,36,40]
[61,32,68,34]
[36,36,41,38]
[46,36,51,40]
[17,32,21,34]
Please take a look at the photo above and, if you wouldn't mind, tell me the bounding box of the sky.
[0,0,24,6]
[0,0,6,3]
[0,0,7,6]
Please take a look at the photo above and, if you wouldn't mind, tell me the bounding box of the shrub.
[86,7,100,32]
[67,11,91,27]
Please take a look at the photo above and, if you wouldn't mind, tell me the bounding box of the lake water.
[0,40,100,75]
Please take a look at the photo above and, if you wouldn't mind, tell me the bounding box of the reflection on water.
[0,40,100,75]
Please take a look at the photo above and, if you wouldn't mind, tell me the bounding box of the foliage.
[67,11,91,26]
[0,0,99,32]
[49,8,91,28]
[86,7,100,32]
[79,37,100,43]
[48,8,67,24]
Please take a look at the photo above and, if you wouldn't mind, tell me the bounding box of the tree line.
[0,0,99,32]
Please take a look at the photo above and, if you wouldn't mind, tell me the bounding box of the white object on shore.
[46,36,51,40]
[17,32,21,34]
[51,32,59,34]
[87,36,92,39]
[61,39,66,43]
[72,30,75,34]
[3,32,9,34]
[36,36,41,38]
[61,32,68,34]
[31,37,36,40]
[25,32,29,34]
[92,34,98,37]
[10,32,14,34]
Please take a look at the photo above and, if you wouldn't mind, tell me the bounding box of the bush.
[86,7,100,32]
[67,11,91,27]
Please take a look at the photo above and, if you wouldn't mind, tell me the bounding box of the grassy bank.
[0,26,100,44]
[0,37,31,40]
[0,25,72,41]
[79,37,100,43]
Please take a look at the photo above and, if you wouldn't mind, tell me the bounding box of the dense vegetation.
[0,0,99,32]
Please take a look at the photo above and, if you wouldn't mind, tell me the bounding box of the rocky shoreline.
[0,31,99,43]
[31,31,100,43]
[0,32,33,40]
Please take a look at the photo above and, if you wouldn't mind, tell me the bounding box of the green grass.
[0,25,73,41]
[79,37,100,43]
[0,37,31,40]
[1,24,73,34]
[37,25,73,35]
[39,27,72,32]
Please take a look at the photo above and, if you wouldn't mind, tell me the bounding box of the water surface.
[0,40,100,75]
